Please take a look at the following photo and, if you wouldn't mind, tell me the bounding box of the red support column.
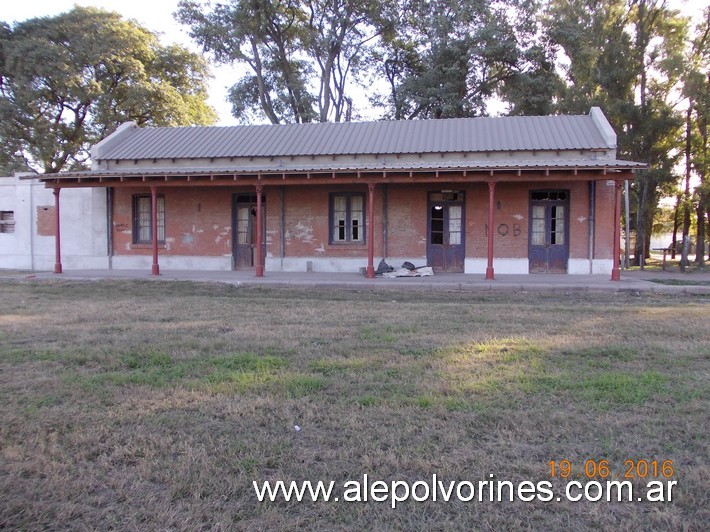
[255,184,264,277]
[611,180,623,281]
[151,186,160,276]
[486,181,496,280]
[366,183,376,278]
[53,188,62,274]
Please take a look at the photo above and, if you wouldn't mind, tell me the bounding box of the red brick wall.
[112,187,235,256]
[384,184,428,258]
[593,181,616,259]
[468,183,528,258]
[466,180,614,260]
[36,206,56,237]
[281,185,382,259]
[110,179,617,263]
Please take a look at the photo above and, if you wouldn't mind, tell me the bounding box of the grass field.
[0,279,708,530]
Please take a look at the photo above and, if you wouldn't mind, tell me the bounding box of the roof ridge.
[130,113,588,133]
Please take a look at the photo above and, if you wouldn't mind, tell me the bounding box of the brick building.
[36,107,643,279]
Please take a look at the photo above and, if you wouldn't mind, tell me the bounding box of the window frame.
[132,194,165,245]
[0,211,15,234]
[329,192,366,245]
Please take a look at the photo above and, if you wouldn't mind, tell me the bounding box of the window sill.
[328,241,367,246]
[131,243,167,250]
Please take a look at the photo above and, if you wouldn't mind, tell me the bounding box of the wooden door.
[427,191,465,272]
[233,194,265,270]
[529,191,569,273]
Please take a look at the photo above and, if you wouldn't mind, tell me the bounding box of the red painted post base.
[611,268,620,281]
[485,267,495,280]
[151,264,160,276]
[54,263,63,274]
[255,265,264,277]
[366,266,375,279]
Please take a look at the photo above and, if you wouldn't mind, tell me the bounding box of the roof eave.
[40,161,646,186]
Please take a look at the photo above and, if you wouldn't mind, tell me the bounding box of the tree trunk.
[250,41,280,125]
[696,200,706,267]
[634,174,652,267]
[671,193,681,259]
[680,101,693,271]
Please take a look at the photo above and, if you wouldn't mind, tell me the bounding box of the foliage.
[176,0,396,124]
[0,6,217,174]
[682,7,709,264]
[542,0,690,264]
[371,0,559,119]
[177,0,561,122]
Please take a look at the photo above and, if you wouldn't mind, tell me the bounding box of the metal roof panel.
[97,112,616,161]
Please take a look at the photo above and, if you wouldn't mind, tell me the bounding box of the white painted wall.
[0,174,108,270]
[465,258,529,275]
[267,256,428,273]
[112,255,232,270]
[567,258,613,275]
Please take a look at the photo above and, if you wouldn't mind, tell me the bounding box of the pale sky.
[2,0,704,127]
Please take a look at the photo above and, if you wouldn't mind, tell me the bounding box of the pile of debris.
[375,260,434,278]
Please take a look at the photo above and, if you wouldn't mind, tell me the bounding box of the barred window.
[0,211,15,234]
[330,193,365,244]
[132,195,165,244]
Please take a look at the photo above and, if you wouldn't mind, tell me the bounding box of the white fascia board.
[90,122,138,169]
[589,107,617,151]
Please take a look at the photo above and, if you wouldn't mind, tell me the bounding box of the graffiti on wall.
[484,223,522,238]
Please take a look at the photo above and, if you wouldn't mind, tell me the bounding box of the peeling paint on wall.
[291,219,314,243]
[513,214,524,220]
[214,226,231,247]
[315,243,325,254]
[182,233,194,244]
[577,216,587,223]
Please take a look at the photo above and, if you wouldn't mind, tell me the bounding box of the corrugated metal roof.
[97,113,612,161]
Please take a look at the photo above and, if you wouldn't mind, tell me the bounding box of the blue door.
[529,191,569,273]
[427,191,465,272]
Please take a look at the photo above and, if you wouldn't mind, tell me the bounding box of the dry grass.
[0,279,708,530]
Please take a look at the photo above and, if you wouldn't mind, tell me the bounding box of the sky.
[2,0,704,127]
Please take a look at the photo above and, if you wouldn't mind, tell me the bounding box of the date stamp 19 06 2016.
[549,459,675,480]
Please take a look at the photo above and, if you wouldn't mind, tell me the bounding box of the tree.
[543,0,688,266]
[176,0,395,124]
[0,7,216,174]
[373,0,551,119]
[682,7,709,266]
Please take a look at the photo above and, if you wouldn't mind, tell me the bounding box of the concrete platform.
[2,268,709,294]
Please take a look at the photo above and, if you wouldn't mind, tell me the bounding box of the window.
[531,191,567,201]
[0,211,15,234]
[132,195,165,244]
[330,193,365,243]
[531,205,546,246]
